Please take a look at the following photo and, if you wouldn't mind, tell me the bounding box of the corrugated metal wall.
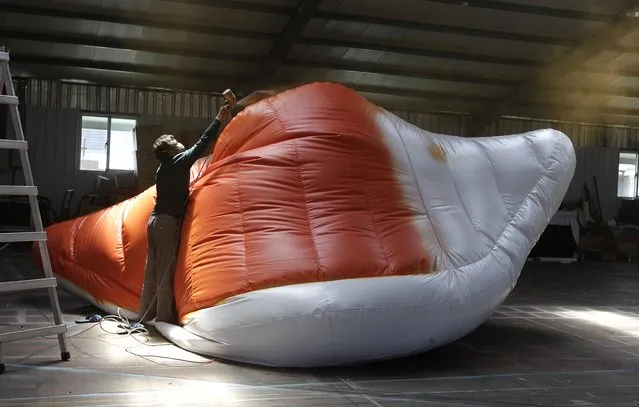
[22,106,93,213]
[496,117,639,150]
[390,110,469,136]
[8,78,639,220]
[137,116,213,134]
[22,79,223,119]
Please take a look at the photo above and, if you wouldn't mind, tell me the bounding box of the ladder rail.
[0,51,70,373]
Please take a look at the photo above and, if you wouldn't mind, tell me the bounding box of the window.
[618,152,638,198]
[80,115,137,171]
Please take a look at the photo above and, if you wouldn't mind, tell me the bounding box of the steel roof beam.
[252,0,323,89]
[8,55,250,83]
[160,0,292,14]
[315,11,579,47]
[0,3,274,41]
[0,29,259,63]
[427,0,615,22]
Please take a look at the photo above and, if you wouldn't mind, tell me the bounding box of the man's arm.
[175,104,231,166]
[175,119,221,166]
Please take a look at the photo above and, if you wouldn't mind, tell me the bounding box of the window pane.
[80,116,108,171]
[618,152,637,198]
[108,118,137,171]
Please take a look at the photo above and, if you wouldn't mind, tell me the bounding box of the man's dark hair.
[152,134,179,163]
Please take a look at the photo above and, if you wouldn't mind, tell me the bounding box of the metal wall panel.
[496,117,639,149]
[22,79,224,119]
[566,147,620,221]
[137,115,214,134]
[390,110,469,136]
[19,105,92,215]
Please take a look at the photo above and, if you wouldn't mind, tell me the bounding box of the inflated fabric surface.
[39,82,576,367]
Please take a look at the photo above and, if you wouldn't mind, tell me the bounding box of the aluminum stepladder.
[0,49,69,373]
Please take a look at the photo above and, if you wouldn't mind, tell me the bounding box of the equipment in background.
[75,174,138,217]
[0,48,70,373]
[528,210,580,263]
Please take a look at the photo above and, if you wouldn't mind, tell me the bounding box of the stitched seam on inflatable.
[474,143,508,217]
[58,259,139,304]
[522,134,547,226]
[385,113,447,266]
[293,137,322,277]
[359,170,392,272]
[56,274,136,315]
[444,143,491,253]
[85,210,141,298]
[119,200,128,289]
[323,283,336,358]
[235,166,250,294]
[264,97,321,274]
[477,136,563,270]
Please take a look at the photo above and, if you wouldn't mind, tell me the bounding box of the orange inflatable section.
[39,83,430,320]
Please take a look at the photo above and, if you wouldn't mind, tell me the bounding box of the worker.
[138,102,232,325]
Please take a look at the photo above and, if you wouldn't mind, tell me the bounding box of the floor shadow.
[221,320,573,380]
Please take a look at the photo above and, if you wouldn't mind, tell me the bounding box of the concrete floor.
[1,246,638,407]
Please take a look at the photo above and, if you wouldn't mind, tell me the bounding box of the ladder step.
[0,232,46,243]
[0,324,66,343]
[0,51,70,365]
[0,95,18,106]
[0,186,38,196]
[0,278,57,294]
[0,140,27,150]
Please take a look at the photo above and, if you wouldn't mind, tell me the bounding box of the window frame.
[78,112,138,173]
[617,149,639,199]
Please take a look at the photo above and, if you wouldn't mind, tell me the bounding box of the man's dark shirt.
[152,119,221,218]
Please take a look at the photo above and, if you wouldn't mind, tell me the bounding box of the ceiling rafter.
[0,29,259,63]
[7,2,639,53]
[0,28,519,87]
[315,11,579,47]
[0,2,275,41]
[8,55,250,82]
[299,37,540,66]
[315,11,639,54]
[283,58,519,86]
[251,0,323,90]
[6,28,639,99]
[468,1,639,135]
[160,0,293,15]
[427,0,615,22]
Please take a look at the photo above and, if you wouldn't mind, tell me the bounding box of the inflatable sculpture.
[39,82,576,367]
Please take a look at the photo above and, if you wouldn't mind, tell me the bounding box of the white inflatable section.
[160,116,576,367]
[56,112,576,367]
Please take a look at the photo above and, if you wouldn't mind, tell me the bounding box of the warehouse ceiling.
[2,0,639,130]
